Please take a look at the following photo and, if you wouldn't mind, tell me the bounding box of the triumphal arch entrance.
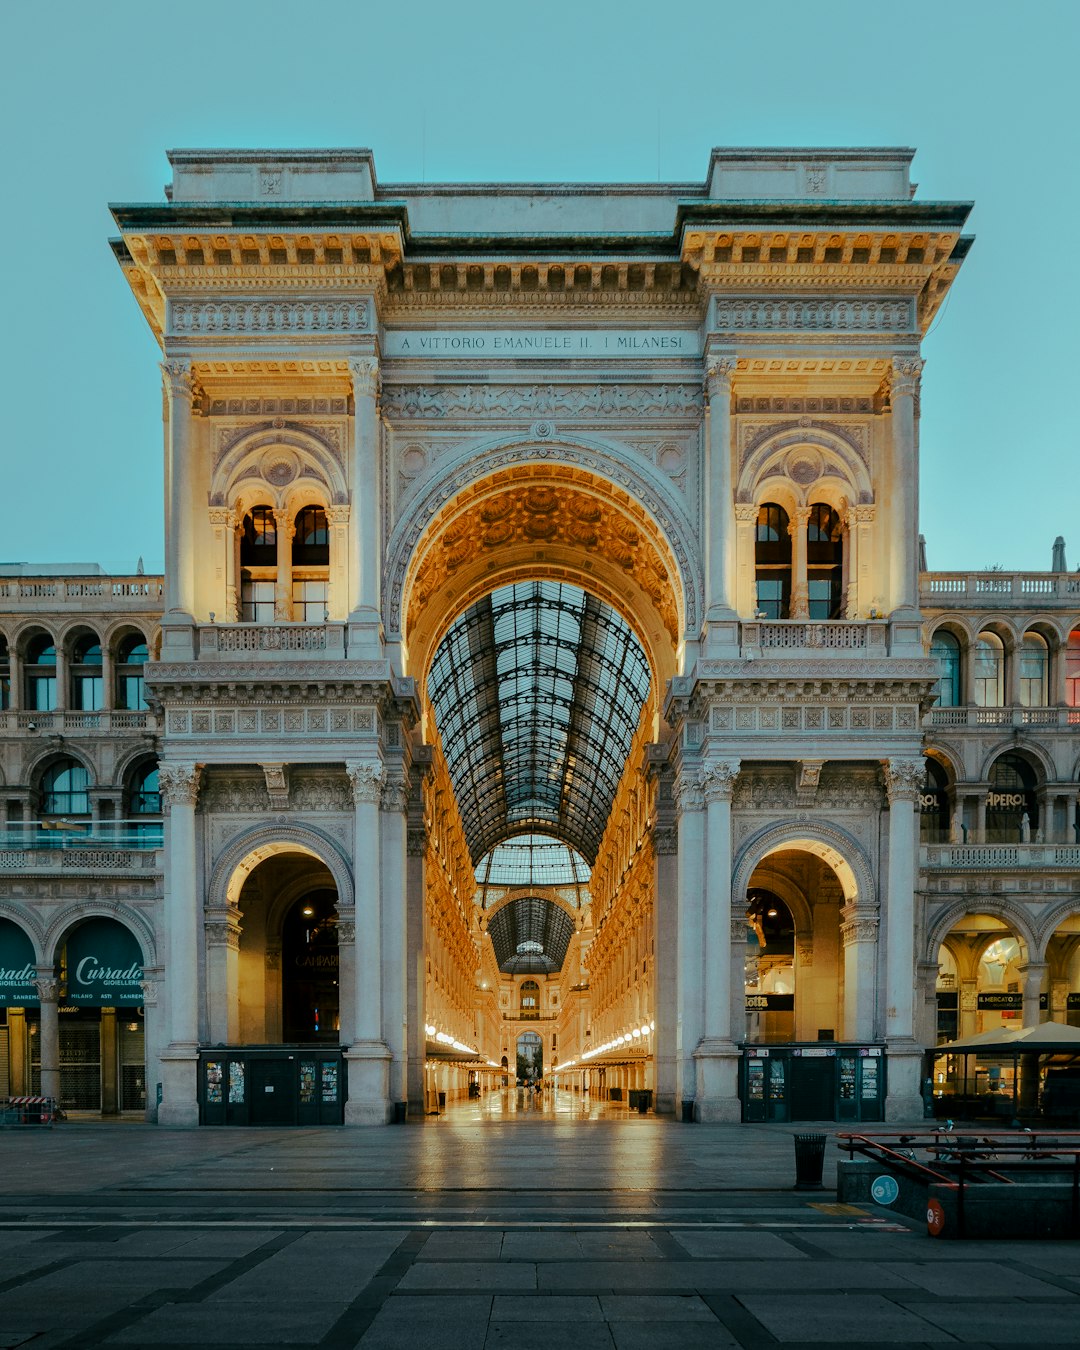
[108,145,972,1124]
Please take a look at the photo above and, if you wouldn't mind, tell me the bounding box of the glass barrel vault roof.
[486,895,578,975]
[428,580,652,866]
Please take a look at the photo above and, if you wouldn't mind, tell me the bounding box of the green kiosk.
[740,1044,886,1122]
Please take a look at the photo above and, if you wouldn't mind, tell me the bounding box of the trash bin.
[392,1101,407,1123]
[438,1091,446,1111]
[681,1100,696,1123]
[793,1132,827,1189]
[637,1090,652,1115]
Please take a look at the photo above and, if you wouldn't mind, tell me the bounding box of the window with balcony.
[70,635,103,711]
[25,634,57,711]
[292,579,328,623]
[974,631,1004,707]
[127,762,162,844]
[1019,633,1049,707]
[930,630,962,707]
[520,980,540,1017]
[291,507,329,622]
[986,752,1038,842]
[920,756,952,842]
[240,508,277,623]
[754,503,791,619]
[1068,628,1080,707]
[41,759,90,816]
[116,635,149,710]
[806,503,843,619]
[240,579,276,624]
[0,635,8,710]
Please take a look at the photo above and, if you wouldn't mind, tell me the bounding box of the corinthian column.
[883,756,923,1119]
[35,974,60,1104]
[888,357,923,614]
[160,360,198,624]
[345,758,391,1124]
[673,766,705,1116]
[704,358,738,648]
[789,506,811,620]
[157,761,202,1126]
[347,357,382,656]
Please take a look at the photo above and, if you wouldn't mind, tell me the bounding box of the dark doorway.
[249,1057,294,1125]
[789,1056,834,1120]
[282,889,339,1043]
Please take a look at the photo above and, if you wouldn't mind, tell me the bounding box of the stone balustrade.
[921,571,1080,607]
[0,710,157,734]
[0,575,163,607]
[922,843,1080,870]
[740,619,888,653]
[197,622,347,659]
[926,706,1080,728]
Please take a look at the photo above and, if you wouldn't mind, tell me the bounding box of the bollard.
[793,1132,827,1189]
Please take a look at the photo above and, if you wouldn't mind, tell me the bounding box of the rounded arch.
[732,820,875,910]
[210,426,349,511]
[979,740,1053,785]
[924,741,963,784]
[264,868,342,942]
[0,904,46,964]
[114,742,159,793]
[206,821,355,915]
[736,426,874,510]
[26,744,96,792]
[384,435,703,648]
[15,623,58,658]
[1036,899,1080,956]
[482,887,580,931]
[743,866,813,939]
[923,900,1036,966]
[43,903,158,968]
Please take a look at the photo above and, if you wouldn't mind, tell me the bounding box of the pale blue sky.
[1,0,1076,573]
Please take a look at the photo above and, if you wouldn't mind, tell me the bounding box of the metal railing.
[0,821,163,854]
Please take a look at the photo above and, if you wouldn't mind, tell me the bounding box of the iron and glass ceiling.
[428,581,652,867]
[486,896,577,976]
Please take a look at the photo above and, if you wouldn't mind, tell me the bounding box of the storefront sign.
[1069,994,1080,1011]
[919,791,944,813]
[977,992,1022,1011]
[0,919,37,1006]
[382,328,702,359]
[745,993,795,1012]
[986,792,1026,810]
[64,919,143,1006]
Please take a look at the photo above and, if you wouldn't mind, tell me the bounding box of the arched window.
[41,759,89,816]
[920,757,952,842]
[240,508,277,624]
[292,507,329,621]
[520,979,540,1016]
[127,763,161,844]
[754,503,791,619]
[806,503,843,619]
[25,634,57,711]
[974,631,1005,707]
[116,635,149,711]
[987,753,1038,841]
[930,631,962,707]
[70,634,103,711]
[0,634,8,710]
[1019,633,1049,708]
[1068,628,1080,708]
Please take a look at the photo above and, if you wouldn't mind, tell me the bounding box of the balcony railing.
[0,821,163,872]
[921,571,1080,608]
[0,576,164,607]
[0,710,158,734]
[926,706,1080,729]
[922,843,1080,870]
[197,622,347,659]
[740,620,889,652]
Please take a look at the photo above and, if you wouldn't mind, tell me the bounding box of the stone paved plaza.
[1,1103,1079,1348]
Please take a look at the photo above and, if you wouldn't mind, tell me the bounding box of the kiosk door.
[250,1057,294,1125]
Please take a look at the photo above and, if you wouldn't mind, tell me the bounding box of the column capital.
[272,508,296,538]
[704,356,737,399]
[348,355,380,400]
[35,975,60,1002]
[379,776,409,813]
[160,358,195,403]
[673,769,704,815]
[702,758,741,803]
[890,355,924,398]
[346,759,385,804]
[734,502,758,524]
[787,505,812,532]
[158,762,202,808]
[883,757,923,805]
[325,505,351,526]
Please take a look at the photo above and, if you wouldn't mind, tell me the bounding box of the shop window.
[41,759,90,816]
[24,634,57,711]
[806,503,843,619]
[974,631,1004,707]
[70,635,103,711]
[1067,629,1080,707]
[292,578,328,623]
[240,579,276,624]
[930,630,961,707]
[1019,633,1049,707]
[754,503,791,619]
[292,507,329,566]
[240,507,277,566]
[0,634,8,710]
[987,752,1038,842]
[920,757,951,842]
[116,635,149,710]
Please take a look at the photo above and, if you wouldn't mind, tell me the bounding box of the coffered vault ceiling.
[428,581,652,868]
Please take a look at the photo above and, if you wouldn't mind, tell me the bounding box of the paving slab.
[911,1301,1080,1343]
[610,1324,739,1350]
[739,1292,945,1343]
[485,1324,615,1349]
[490,1294,605,1320]
[397,1261,537,1292]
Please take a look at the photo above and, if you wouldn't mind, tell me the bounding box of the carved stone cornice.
[883,757,923,805]
[381,382,703,422]
[346,760,385,804]
[702,759,741,803]
[158,762,202,809]
[168,297,372,339]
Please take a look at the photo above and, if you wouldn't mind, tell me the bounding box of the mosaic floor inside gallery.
[0,1111,1077,1348]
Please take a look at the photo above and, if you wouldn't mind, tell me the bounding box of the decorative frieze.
[381,382,703,422]
[714,297,913,333]
[168,297,371,337]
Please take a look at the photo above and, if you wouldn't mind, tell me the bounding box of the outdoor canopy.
[935,1023,1080,1054]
